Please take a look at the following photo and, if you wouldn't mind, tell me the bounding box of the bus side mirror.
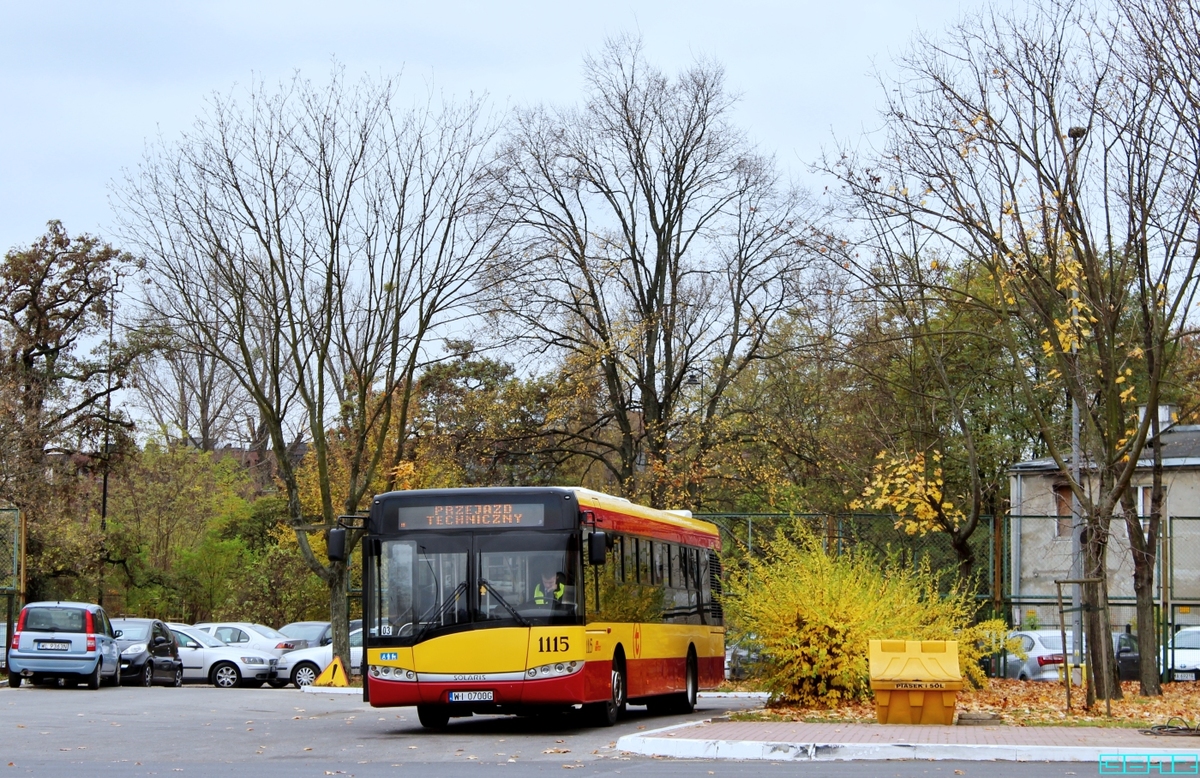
[589,532,608,565]
[328,528,347,562]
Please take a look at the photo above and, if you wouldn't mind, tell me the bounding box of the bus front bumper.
[366,662,609,707]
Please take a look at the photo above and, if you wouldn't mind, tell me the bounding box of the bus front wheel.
[417,705,450,729]
[588,658,626,727]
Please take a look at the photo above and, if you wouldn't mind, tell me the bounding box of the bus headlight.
[370,665,417,681]
[526,660,581,678]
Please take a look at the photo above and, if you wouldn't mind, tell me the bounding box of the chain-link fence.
[700,512,1003,611]
[1,507,20,643]
[0,507,18,595]
[701,511,1198,680]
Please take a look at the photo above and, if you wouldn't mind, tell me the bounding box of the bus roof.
[369,486,720,550]
[571,488,720,550]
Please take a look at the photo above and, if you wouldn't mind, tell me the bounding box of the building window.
[1134,485,1160,537]
[1054,484,1073,538]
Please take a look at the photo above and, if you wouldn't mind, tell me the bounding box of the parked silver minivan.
[7,601,122,688]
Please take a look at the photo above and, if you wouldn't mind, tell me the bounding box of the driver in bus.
[533,567,566,607]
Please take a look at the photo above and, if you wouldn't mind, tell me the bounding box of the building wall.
[1009,467,1200,628]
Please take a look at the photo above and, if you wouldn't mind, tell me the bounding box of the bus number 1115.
[538,636,569,652]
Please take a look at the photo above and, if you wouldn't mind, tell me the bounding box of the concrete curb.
[299,685,362,695]
[698,692,769,699]
[615,720,1198,763]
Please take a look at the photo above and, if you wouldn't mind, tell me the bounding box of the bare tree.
[119,68,504,668]
[826,0,1200,699]
[127,319,252,451]
[490,37,819,507]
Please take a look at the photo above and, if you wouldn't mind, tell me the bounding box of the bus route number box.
[868,639,962,725]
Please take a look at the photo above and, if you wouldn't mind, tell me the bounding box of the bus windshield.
[372,531,580,644]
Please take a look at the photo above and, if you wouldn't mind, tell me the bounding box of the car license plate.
[448,691,493,702]
[37,641,70,651]
[1176,671,1196,681]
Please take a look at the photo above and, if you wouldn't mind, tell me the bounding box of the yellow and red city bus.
[357,486,724,728]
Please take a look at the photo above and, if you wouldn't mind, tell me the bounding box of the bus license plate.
[448,691,493,702]
[1176,672,1196,681]
[37,641,70,651]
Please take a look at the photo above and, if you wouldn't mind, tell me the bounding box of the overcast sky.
[0,0,969,253]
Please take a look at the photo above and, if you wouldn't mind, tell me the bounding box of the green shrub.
[726,523,1014,707]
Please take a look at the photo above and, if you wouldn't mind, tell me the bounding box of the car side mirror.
[153,636,168,646]
[113,630,123,638]
[328,527,347,562]
[588,531,608,565]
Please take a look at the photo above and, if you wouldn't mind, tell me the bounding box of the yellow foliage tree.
[851,450,978,580]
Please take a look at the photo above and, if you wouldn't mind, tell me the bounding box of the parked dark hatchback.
[111,618,183,687]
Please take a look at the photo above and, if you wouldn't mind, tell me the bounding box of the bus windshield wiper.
[479,579,529,627]
[416,580,468,642]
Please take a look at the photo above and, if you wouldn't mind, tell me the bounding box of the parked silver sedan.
[191,621,307,658]
[167,624,280,688]
[1001,629,1139,681]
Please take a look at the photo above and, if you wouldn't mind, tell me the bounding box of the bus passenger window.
[654,542,667,586]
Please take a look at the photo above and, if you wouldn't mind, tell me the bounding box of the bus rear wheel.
[417,705,450,729]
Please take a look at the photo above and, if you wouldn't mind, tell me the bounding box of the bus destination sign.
[398,503,545,529]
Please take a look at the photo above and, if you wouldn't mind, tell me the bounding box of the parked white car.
[191,622,307,660]
[167,624,281,688]
[285,628,363,688]
[1166,627,1200,680]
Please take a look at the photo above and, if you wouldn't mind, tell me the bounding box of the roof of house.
[1009,424,1200,474]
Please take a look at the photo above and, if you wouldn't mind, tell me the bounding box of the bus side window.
[653,542,667,586]
[613,535,624,581]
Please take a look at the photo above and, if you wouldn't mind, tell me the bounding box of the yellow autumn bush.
[726,524,1016,707]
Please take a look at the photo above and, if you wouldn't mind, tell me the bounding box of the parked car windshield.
[113,622,150,640]
[23,606,87,632]
[253,624,287,639]
[281,623,327,641]
[1171,631,1200,650]
[175,627,224,648]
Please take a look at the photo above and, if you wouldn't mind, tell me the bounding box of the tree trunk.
[951,529,975,583]
[1082,526,1122,704]
[1134,564,1161,695]
[328,557,351,677]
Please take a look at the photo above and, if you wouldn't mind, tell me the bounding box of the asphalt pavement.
[0,684,1137,777]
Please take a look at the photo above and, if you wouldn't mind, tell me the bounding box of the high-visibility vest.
[534,582,565,605]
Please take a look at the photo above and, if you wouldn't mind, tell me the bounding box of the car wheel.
[141,663,154,687]
[211,662,241,689]
[86,661,102,690]
[171,667,183,687]
[292,662,320,689]
[417,705,450,729]
[8,671,21,688]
